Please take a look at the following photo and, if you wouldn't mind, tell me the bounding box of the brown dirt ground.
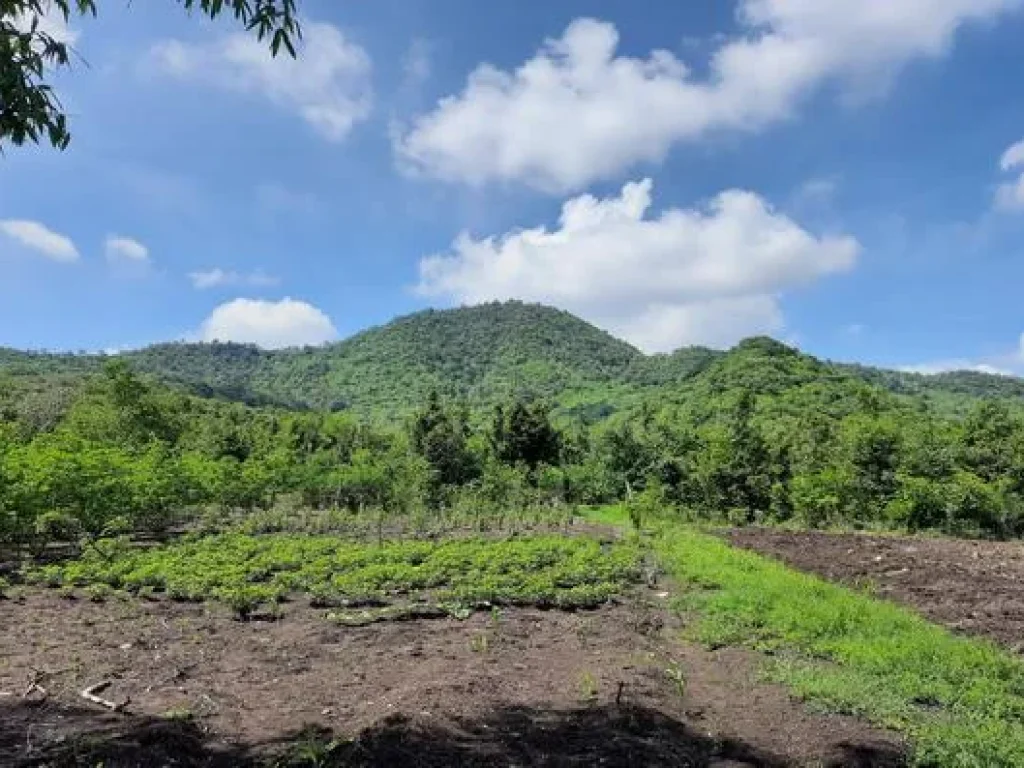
[725,527,1024,652]
[0,585,904,767]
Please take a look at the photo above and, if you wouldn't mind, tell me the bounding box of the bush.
[790,468,853,529]
[886,475,947,532]
[946,471,1003,536]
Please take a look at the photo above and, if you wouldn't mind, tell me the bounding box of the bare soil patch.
[0,588,903,766]
[725,528,1024,652]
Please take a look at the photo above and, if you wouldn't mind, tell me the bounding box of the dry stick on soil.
[80,681,130,712]
[23,670,48,701]
[23,665,75,702]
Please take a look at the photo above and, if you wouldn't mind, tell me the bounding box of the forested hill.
[0,303,644,412]
[1,301,1022,416]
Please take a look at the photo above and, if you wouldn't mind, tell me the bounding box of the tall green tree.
[410,392,479,504]
[841,414,902,520]
[491,399,561,473]
[710,390,772,521]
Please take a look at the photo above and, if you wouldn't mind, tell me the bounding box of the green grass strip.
[578,507,1024,766]
[654,526,1024,766]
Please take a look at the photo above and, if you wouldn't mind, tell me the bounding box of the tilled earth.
[0,586,904,767]
[726,527,1024,652]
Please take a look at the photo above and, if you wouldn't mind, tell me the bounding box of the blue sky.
[3,0,1024,374]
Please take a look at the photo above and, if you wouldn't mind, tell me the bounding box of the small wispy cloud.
[900,360,1014,376]
[401,38,432,91]
[900,333,1024,378]
[0,219,79,262]
[188,268,280,290]
[794,177,841,210]
[995,138,1024,211]
[255,183,323,216]
[105,235,149,264]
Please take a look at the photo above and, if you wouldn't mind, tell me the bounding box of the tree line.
[3,357,1024,553]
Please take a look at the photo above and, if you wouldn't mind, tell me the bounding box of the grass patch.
[652,526,1024,766]
[26,533,640,620]
[580,504,632,528]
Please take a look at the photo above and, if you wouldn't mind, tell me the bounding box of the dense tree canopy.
[4,303,1024,551]
[0,0,299,151]
[4,313,1024,553]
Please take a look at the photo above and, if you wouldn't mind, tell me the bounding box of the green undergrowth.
[26,533,641,620]
[650,524,1024,766]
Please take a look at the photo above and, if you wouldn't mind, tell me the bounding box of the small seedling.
[578,670,599,703]
[665,660,686,697]
[442,602,473,620]
[138,585,158,601]
[87,584,113,603]
[470,633,490,653]
[161,707,195,723]
[224,589,264,621]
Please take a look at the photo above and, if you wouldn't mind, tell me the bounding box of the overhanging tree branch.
[0,0,301,151]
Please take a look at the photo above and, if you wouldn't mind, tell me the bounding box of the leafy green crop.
[28,533,641,620]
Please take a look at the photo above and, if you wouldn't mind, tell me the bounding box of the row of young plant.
[26,533,642,619]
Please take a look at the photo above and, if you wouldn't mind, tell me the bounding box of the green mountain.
[1,301,1022,418]
[1,303,645,414]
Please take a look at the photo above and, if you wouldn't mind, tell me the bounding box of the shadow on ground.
[1,700,905,767]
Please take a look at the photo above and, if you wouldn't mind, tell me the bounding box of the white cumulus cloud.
[0,219,79,262]
[397,3,1021,192]
[197,298,337,348]
[188,268,280,290]
[150,21,372,141]
[416,178,858,351]
[105,235,149,263]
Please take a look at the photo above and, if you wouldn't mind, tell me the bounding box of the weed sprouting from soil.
[578,670,599,703]
[469,632,490,653]
[665,660,686,697]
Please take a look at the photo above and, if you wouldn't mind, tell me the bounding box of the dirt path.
[726,527,1024,652]
[0,588,904,766]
